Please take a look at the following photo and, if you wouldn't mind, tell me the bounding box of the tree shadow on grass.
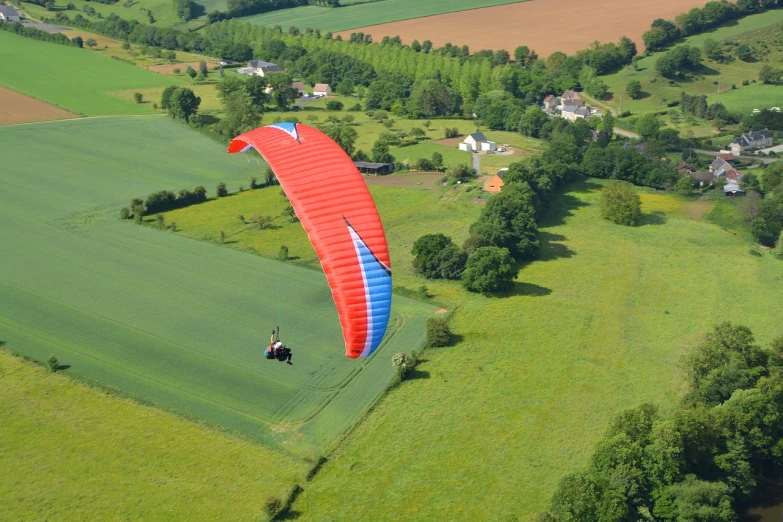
[275,510,302,520]
[538,179,598,228]
[508,281,552,297]
[639,211,667,226]
[538,231,576,262]
[57,364,71,371]
[406,368,430,380]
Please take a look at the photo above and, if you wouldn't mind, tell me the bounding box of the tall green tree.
[461,246,516,293]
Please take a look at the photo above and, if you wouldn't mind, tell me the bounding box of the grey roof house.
[237,60,283,77]
[730,129,773,154]
[0,5,21,22]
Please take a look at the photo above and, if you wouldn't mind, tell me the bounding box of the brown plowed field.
[0,87,76,126]
[339,0,710,57]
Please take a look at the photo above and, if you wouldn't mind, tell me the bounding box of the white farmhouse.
[461,132,487,151]
[313,83,332,97]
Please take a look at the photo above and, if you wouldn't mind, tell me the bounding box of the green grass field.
[0,351,307,520]
[21,0,186,29]
[600,11,783,116]
[288,181,783,520]
[708,83,783,115]
[234,0,527,31]
[0,116,437,459]
[0,32,176,116]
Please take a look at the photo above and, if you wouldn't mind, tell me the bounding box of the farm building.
[689,171,714,187]
[461,132,487,151]
[724,183,745,196]
[561,106,590,122]
[560,90,584,107]
[480,141,497,152]
[354,161,393,175]
[237,60,283,77]
[291,81,305,97]
[0,5,21,21]
[730,129,773,155]
[313,84,332,97]
[542,94,557,111]
[485,168,508,193]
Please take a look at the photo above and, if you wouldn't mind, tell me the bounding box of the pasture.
[600,12,783,115]
[289,180,783,519]
[0,351,307,520]
[0,31,176,116]
[708,83,783,115]
[0,116,437,458]
[0,86,75,125]
[235,0,528,32]
[338,0,710,58]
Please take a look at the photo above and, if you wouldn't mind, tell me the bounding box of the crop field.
[0,86,75,125]
[0,116,437,458]
[0,32,176,116]
[600,12,783,115]
[0,351,307,520]
[287,180,783,519]
[338,0,710,59]
[234,0,528,32]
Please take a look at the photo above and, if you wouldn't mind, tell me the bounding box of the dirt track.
[0,87,76,126]
[339,0,710,57]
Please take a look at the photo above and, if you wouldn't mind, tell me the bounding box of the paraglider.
[228,122,392,358]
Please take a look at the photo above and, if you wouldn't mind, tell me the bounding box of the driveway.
[472,151,481,174]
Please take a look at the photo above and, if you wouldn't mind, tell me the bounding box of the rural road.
[693,148,779,164]
[472,151,481,174]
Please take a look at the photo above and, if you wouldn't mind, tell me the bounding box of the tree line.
[642,0,782,51]
[542,322,783,522]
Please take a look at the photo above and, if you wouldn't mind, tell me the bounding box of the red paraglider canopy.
[228,123,392,358]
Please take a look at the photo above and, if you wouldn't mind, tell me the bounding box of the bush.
[264,496,282,518]
[600,180,641,226]
[46,355,59,373]
[216,182,228,197]
[325,100,344,111]
[133,92,143,104]
[392,352,409,375]
[426,317,451,347]
[278,245,289,261]
[132,205,144,224]
[120,207,130,219]
[249,176,258,189]
[219,230,226,244]
[155,213,165,229]
[444,127,460,139]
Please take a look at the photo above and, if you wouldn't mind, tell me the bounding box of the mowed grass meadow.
[0,31,176,116]
[0,351,307,520]
[0,116,437,462]
[233,0,528,31]
[287,181,783,520]
[600,10,783,115]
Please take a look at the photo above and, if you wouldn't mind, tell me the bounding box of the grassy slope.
[0,116,436,458]
[21,0,184,28]
[600,11,783,115]
[0,351,306,520]
[0,31,176,115]
[292,181,783,520]
[235,0,528,31]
